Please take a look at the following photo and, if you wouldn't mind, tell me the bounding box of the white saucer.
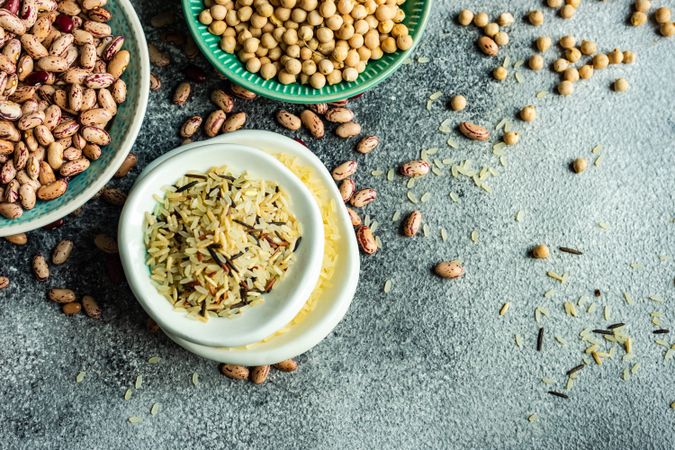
[135,130,360,366]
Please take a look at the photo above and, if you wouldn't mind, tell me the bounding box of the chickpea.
[250,14,267,28]
[552,58,569,73]
[354,19,369,35]
[320,1,336,17]
[396,35,412,50]
[483,22,499,37]
[381,36,396,53]
[370,46,383,60]
[275,7,291,21]
[364,29,379,49]
[559,35,575,49]
[528,10,544,26]
[345,49,359,66]
[356,60,366,72]
[559,5,575,19]
[566,0,580,7]
[378,19,394,34]
[256,2,274,17]
[631,12,648,27]
[316,27,334,43]
[535,36,552,52]
[298,25,313,41]
[503,131,519,145]
[209,20,227,35]
[318,58,334,74]
[302,59,317,75]
[473,12,488,28]
[655,7,671,24]
[531,244,550,259]
[449,95,466,111]
[458,9,474,26]
[238,50,255,62]
[317,41,335,54]
[352,4,367,19]
[565,48,581,63]
[199,10,214,25]
[242,37,259,53]
[494,32,509,46]
[613,78,629,92]
[578,64,593,79]
[300,46,313,60]
[546,0,562,7]
[337,23,355,39]
[284,58,302,75]
[660,22,675,37]
[220,35,237,53]
[608,48,623,64]
[393,9,405,23]
[634,0,651,12]
[337,0,353,14]
[592,53,609,69]
[528,54,544,71]
[357,46,371,60]
[391,23,408,38]
[291,8,307,22]
[310,72,326,88]
[519,105,536,122]
[280,0,296,8]
[326,68,342,84]
[562,67,579,82]
[255,46,268,57]
[326,15,343,30]
[277,70,296,84]
[622,50,636,64]
[343,67,358,81]
[498,12,514,27]
[492,66,508,80]
[333,43,349,61]
[268,47,282,60]
[349,33,364,48]
[571,158,587,174]
[301,0,318,10]
[237,5,253,21]
[246,57,262,72]
[579,40,596,56]
[211,4,228,20]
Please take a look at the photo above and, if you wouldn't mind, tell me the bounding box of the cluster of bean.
[198,0,413,88]
[457,9,513,57]
[630,1,674,37]
[0,0,129,220]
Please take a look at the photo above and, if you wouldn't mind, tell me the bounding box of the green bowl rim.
[181,0,433,104]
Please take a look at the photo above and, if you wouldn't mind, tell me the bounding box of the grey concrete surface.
[1,0,674,448]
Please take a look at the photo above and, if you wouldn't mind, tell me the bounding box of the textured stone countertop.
[1,0,674,448]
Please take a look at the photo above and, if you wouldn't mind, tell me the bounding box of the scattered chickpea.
[458,9,474,26]
[562,67,579,82]
[655,7,672,24]
[528,10,544,26]
[498,12,515,27]
[560,5,576,19]
[557,80,574,96]
[660,22,675,37]
[484,22,500,37]
[565,47,581,63]
[634,0,651,12]
[593,53,609,69]
[473,12,489,28]
[623,50,636,64]
[631,11,648,26]
[450,95,467,111]
[494,31,509,46]
[519,105,536,122]
[579,40,597,55]
[578,64,594,79]
[535,36,552,52]
[613,78,629,92]
[504,131,520,145]
[559,35,576,49]
[553,58,569,73]
[608,48,623,64]
[547,0,563,7]
[493,66,508,80]
[566,0,581,7]
[528,54,544,71]
[571,157,587,173]
[531,244,550,259]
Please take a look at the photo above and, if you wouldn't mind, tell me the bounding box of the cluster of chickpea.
[457,9,514,54]
[630,1,674,37]
[198,0,413,88]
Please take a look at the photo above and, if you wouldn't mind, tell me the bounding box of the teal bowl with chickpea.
[181,0,432,103]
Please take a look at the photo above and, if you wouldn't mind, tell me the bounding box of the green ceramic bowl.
[182,0,432,103]
[0,0,150,237]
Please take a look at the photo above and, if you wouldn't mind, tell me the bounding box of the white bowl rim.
[0,0,150,237]
[131,130,360,365]
[118,142,325,347]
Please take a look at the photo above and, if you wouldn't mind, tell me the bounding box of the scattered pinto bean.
[219,364,249,380]
[148,43,170,67]
[115,153,137,178]
[250,365,270,384]
[300,110,324,138]
[331,160,357,181]
[335,122,361,138]
[94,233,118,254]
[173,81,191,105]
[32,255,49,281]
[346,207,362,226]
[221,112,246,132]
[339,178,356,202]
[402,210,422,237]
[355,225,378,255]
[434,261,464,279]
[356,135,379,154]
[48,288,76,303]
[99,187,127,206]
[325,107,354,123]
[210,89,234,113]
[272,359,298,372]
[4,233,27,245]
[204,110,226,137]
[399,160,430,177]
[149,73,161,91]
[276,110,302,131]
[81,295,101,319]
[350,188,376,208]
[52,239,74,265]
[229,83,256,100]
[180,115,203,138]
[62,302,82,315]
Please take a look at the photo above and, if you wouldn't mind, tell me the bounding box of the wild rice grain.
[536,328,544,351]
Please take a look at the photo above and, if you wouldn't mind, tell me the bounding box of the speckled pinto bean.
[0,3,129,219]
[331,160,357,181]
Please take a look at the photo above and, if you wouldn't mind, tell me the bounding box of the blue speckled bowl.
[0,0,150,237]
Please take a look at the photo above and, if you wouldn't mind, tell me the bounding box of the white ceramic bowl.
[0,0,150,236]
[118,143,324,348]
[134,131,360,366]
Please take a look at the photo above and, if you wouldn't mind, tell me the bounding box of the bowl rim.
[118,142,327,348]
[180,0,433,104]
[0,0,150,237]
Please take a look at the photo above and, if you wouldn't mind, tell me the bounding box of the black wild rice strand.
[547,391,569,399]
[559,246,583,255]
[592,329,614,335]
[566,364,585,377]
[293,236,303,252]
[175,180,199,193]
[536,328,544,351]
[653,329,670,334]
[608,323,625,330]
